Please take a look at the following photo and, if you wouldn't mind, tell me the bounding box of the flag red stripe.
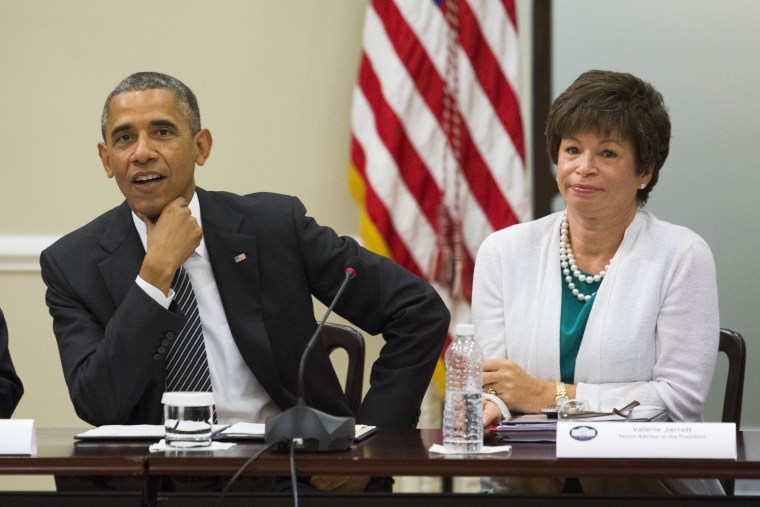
[350,135,424,277]
[501,0,518,29]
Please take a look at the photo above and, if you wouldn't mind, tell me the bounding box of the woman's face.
[556,131,651,219]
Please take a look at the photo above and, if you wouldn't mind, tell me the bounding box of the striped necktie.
[165,266,213,393]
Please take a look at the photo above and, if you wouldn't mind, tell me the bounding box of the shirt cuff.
[482,392,511,420]
[136,276,175,309]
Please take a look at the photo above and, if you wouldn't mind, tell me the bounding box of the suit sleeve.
[0,308,23,418]
[289,198,450,428]
[40,249,186,425]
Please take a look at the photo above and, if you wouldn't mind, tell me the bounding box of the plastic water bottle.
[442,323,483,453]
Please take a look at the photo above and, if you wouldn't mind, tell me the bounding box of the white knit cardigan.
[472,209,719,421]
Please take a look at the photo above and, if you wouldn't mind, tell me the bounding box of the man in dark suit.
[0,308,23,418]
[40,72,449,439]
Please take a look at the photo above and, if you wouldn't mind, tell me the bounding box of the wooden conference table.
[1,427,759,506]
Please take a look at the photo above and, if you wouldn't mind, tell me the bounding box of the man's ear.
[98,142,114,178]
[195,129,213,166]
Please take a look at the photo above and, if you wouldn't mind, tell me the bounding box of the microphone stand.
[264,266,358,451]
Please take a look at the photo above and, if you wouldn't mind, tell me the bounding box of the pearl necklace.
[559,212,610,302]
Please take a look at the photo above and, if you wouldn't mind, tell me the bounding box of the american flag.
[348,0,529,390]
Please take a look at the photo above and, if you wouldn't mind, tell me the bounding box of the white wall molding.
[0,235,60,272]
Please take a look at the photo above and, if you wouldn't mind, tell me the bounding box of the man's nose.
[131,134,156,163]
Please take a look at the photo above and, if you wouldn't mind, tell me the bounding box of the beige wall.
[0,0,369,430]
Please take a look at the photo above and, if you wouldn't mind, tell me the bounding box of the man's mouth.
[134,174,165,185]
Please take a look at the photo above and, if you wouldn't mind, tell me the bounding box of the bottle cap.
[454,323,474,336]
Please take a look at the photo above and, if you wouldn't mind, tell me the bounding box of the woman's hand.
[482,359,556,414]
[483,398,502,432]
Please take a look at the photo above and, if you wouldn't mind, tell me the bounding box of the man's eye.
[115,134,132,143]
[156,129,172,136]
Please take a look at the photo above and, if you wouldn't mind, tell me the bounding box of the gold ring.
[487,388,497,396]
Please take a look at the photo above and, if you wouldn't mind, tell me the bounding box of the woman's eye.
[602,150,617,158]
[565,146,579,154]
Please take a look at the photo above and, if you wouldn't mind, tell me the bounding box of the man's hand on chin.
[137,196,202,295]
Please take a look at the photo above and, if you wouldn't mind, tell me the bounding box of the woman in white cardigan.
[473,70,720,494]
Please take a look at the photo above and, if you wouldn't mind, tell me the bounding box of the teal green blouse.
[559,272,600,384]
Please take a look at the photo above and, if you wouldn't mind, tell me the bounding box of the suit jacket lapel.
[98,202,145,308]
[197,189,288,409]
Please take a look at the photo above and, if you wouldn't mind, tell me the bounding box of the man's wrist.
[136,275,174,309]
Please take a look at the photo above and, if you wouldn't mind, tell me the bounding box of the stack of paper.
[494,414,557,443]
[494,406,668,443]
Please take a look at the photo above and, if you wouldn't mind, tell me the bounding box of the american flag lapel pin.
[233,253,247,263]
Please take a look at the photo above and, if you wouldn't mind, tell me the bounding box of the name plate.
[556,421,736,459]
[0,419,37,455]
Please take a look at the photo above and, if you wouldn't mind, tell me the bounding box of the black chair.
[718,327,746,495]
[321,322,365,416]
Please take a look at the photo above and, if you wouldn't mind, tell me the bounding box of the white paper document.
[214,422,265,439]
[76,424,166,440]
[215,423,378,441]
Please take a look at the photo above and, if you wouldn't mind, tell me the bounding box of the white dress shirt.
[132,192,280,424]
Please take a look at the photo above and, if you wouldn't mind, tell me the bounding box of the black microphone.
[264,257,362,451]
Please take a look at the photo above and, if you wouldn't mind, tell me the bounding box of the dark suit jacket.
[40,188,449,428]
[0,308,23,418]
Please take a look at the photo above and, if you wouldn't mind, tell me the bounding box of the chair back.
[718,327,746,495]
[320,323,365,416]
[719,328,746,426]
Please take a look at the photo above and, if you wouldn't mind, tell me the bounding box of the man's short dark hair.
[101,72,201,139]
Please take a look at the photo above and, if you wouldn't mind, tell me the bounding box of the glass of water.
[162,392,215,448]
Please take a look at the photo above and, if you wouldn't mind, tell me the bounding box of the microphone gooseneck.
[296,265,357,403]
[264,256,363,452]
